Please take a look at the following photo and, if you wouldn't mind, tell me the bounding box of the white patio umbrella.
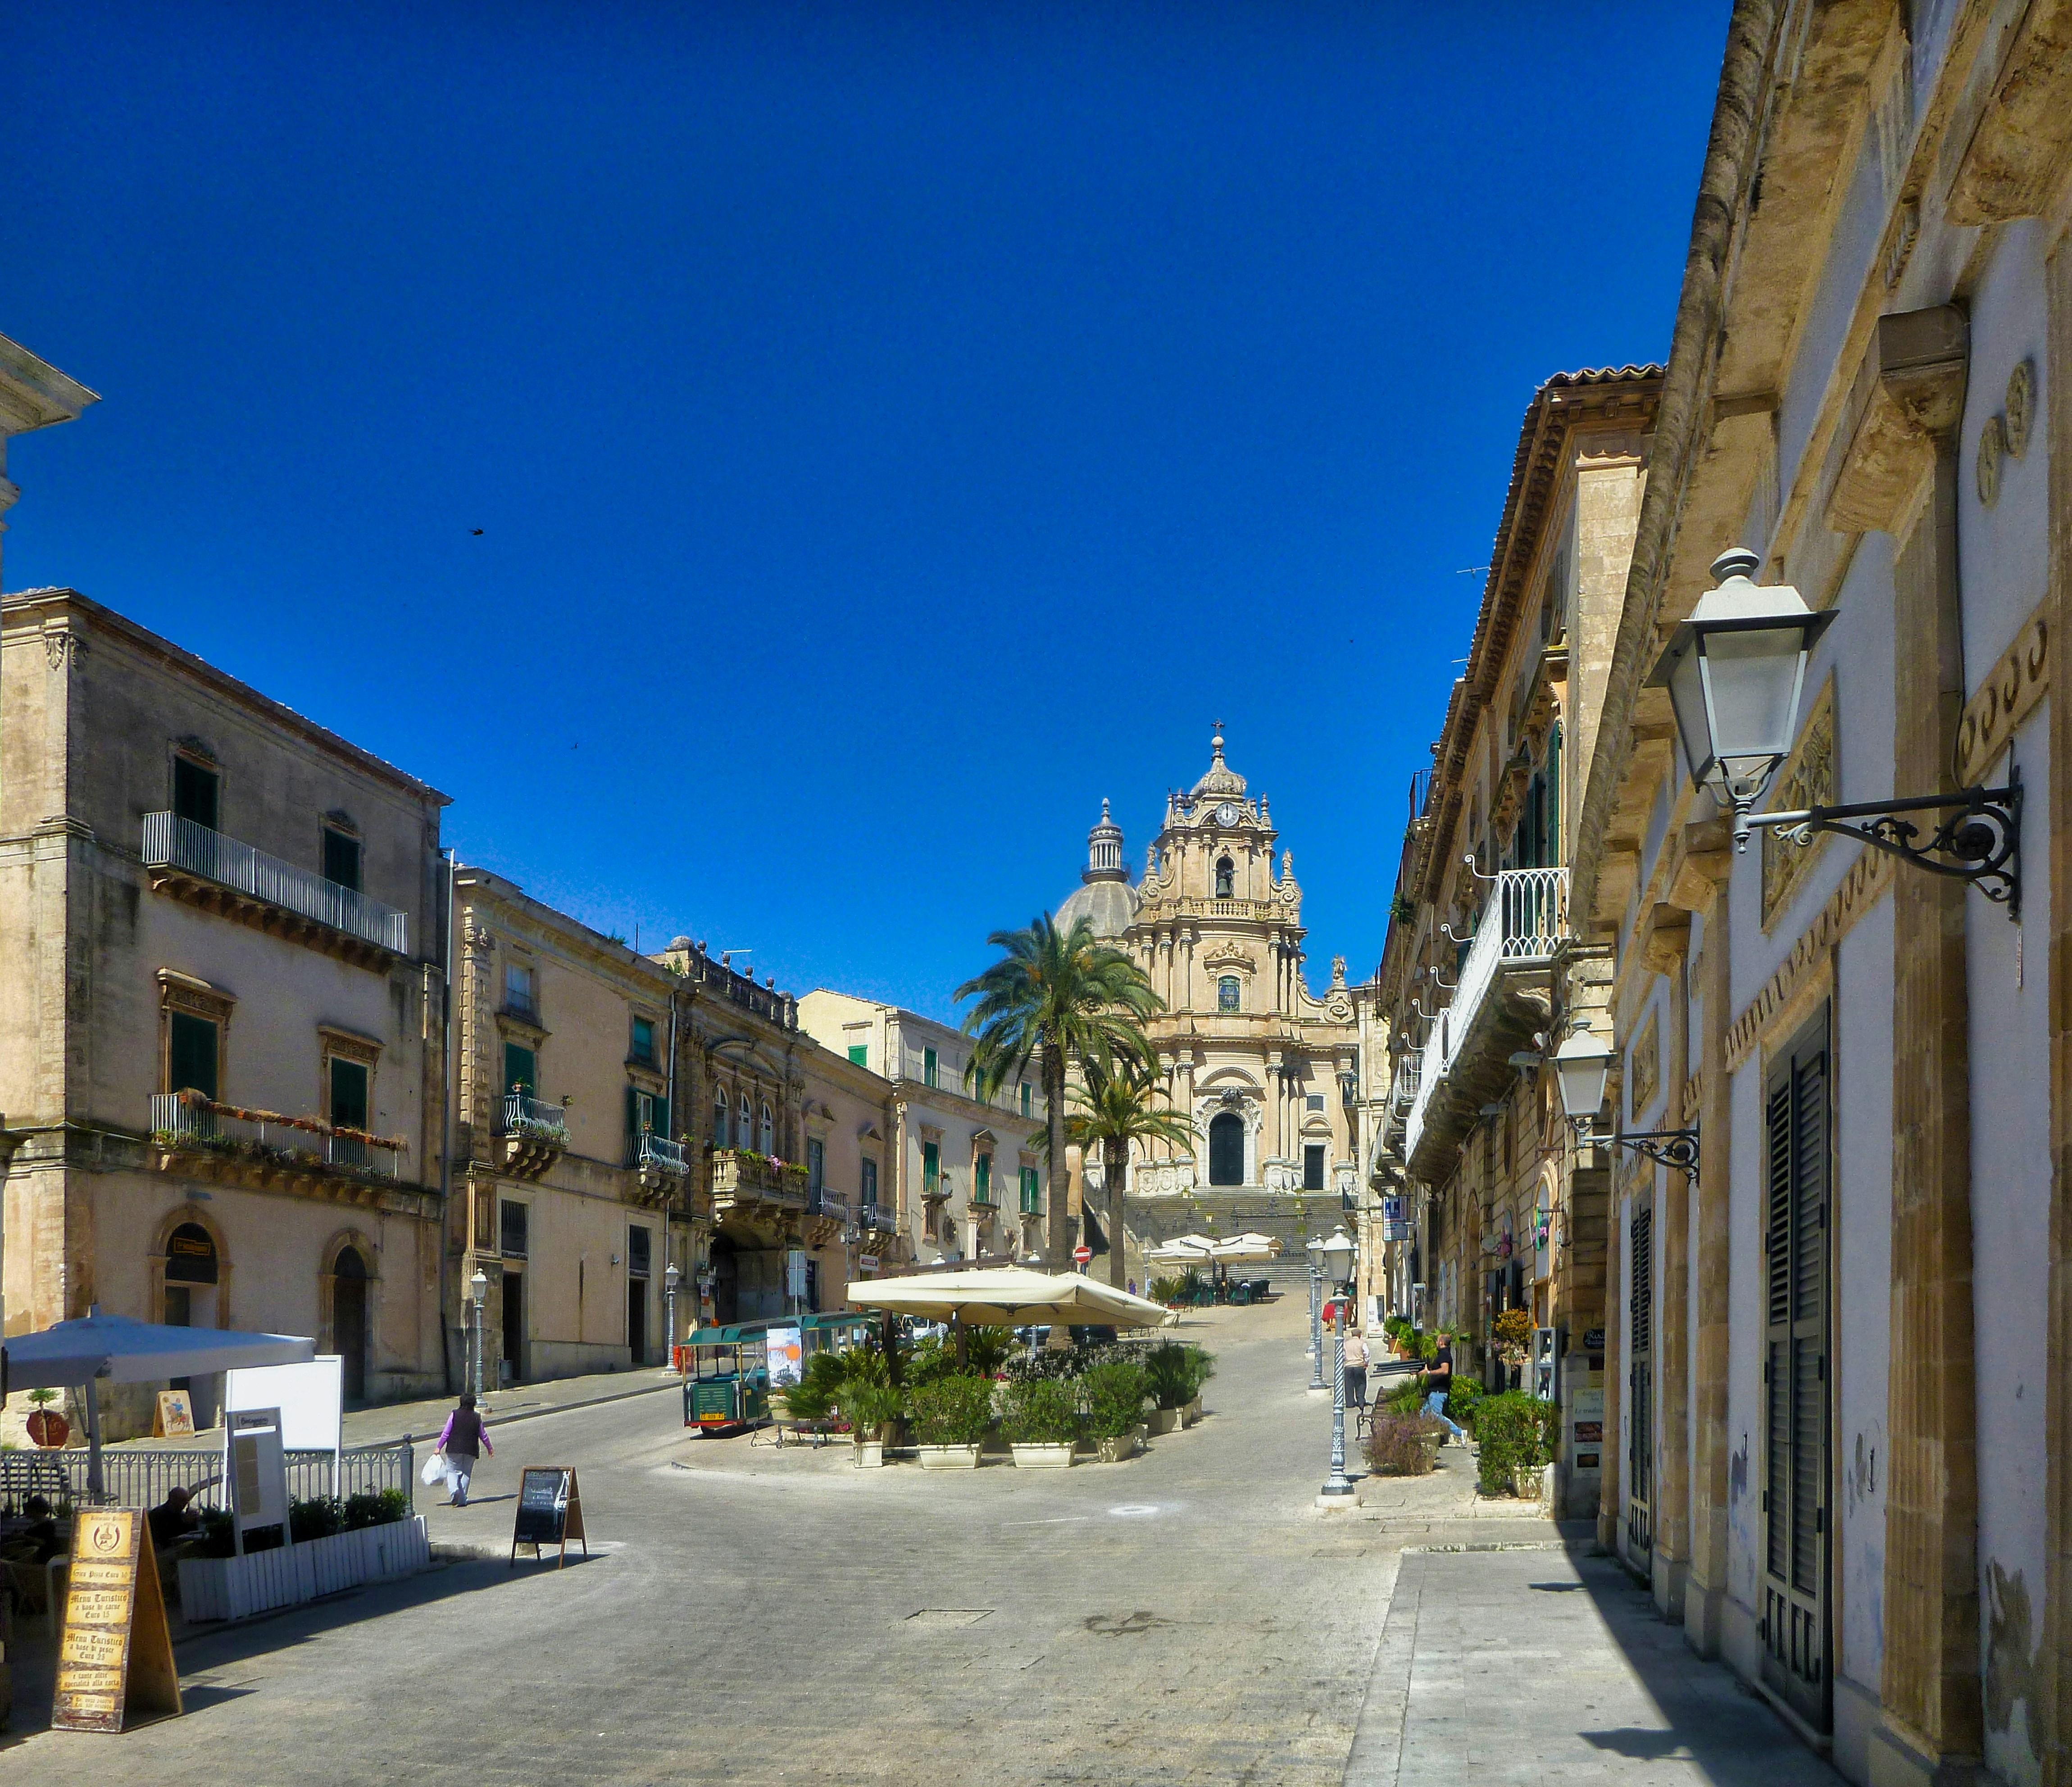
[1143,1234,1219,1264]
[845,1267,1173,1329]
[1209,1233,1282,1262]
[5,1306,315,1498]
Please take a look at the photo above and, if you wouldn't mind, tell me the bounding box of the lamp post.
[1649,547,2021,911]
[1305,1234,1326,1391]
[664,1261,681,1367]
[468,1266,488,1397]
[1553,1029,1700,1177]
[1318,1225,1358,1501]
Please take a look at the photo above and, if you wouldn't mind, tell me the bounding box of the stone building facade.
[1372,365,1660,1519]
[1,585,453,1431]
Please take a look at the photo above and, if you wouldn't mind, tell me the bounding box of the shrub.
[907,1376,996,1447]
[1474,1390,1558,1496]
[842,1379,904,1441]
[1365,1412,1444,1476]
[1142,1342,1202,1410]
[963,1326,1014,1377]
[1081,1360,1149,1440]
[1001,1377,1079,1445]
[1147,1274,1188,1305]
[782,1350,845,1421]
[289,1497,342,1542]
[1445,1376,1484,1431]
[342,1488,409,1530]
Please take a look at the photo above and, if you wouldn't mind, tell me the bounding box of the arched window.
[1208,1111,1245,1186]
[1218,976,1240,1012]
[1215,856,1235,899]
[713,1088,729,1147]
[759,1102,774,1155]
[738,1094,753,1150]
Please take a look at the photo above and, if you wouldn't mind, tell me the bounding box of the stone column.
[1829,308,1982,1780]
[1642,903,1692,1621]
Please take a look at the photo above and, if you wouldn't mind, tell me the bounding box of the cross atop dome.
[1190,722,1247,798]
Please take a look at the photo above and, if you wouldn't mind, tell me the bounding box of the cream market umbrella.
[1209,1233,1282,1262]
[4,1306,315,1498]
[846,1267,1173,1329]
[1143,1234,1219,1264]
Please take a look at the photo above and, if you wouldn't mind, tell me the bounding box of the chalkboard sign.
[509,1466,587,1567]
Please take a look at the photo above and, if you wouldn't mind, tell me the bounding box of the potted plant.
[1082,1359,1149,1462]
[1002,1377,1078,1467]
[1363,1411,1445,1477]
[25,1387,70,1449]
[908,1377,995,1467]
[1472,1390,1558,1499]
[843,1381,903,1467]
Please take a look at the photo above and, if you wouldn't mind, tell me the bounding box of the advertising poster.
[767,1324,803,1387]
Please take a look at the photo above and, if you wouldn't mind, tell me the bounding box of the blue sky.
[7,4,1725,1020]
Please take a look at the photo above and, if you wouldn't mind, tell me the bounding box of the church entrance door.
[1208,1112,1245,1186]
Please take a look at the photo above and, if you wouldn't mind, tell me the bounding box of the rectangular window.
[631,1086,668,1138]
[1020,1082,1032,1117]
[504,963,538,1021]
[328,1057,369,1129]
[807,1137,825,1203]
[503,1042,536,1098]
[861,1156,879,1207]
[173,756,219,830]
[631,1016,656,1065]
[1305,1093,1325,1112]
[848,1044,868,1068]
[627,1225,652,1278]
[500,1199,529,1258]
[923,1047,938,1089]
[1302,1144,1325,1191]
[974,1154,991,1203]
[1020,1166,1041,1215]
[323,826,362,892]
[166,1011,219,1099]
[923,1140,940,1196]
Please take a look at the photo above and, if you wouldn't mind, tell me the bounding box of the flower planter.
[1145,1407,1179,1436]
[852,1440,885,1469]
[1095,1428,1143,1464]
[915,1444,982,1469]
[178,1516,430,1622]
[1511,1465,1543,1499]
[1181,1395,1203,1427]
[1009,1442,1076,1469]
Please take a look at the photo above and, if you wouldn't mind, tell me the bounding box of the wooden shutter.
[1627,1204,1653,1558]
[167,1012,219,1100]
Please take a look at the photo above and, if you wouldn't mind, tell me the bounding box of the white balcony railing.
[859,1201,897,1231]
[1403,867,1568,1164]
[142,813,409,956]
[502,1091,568,1142]
[633,1131,687,1174]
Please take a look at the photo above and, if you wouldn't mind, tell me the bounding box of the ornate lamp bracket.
[1741,776,2021,919]
[1569,1118,1700,1179]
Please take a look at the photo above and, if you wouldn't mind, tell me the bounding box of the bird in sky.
[471,528,484,535]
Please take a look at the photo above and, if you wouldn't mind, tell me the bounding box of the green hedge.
[1473,1391,1560,1496]
[1001,1378,1079,1445]
[907,1376,996,1447]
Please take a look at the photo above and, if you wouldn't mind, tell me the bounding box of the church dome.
[1190,728,1247,799]
[1057,798,1140,939]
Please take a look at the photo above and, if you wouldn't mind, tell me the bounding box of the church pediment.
[1202,943,1256,976]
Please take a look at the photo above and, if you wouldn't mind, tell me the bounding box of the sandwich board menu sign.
[152,1390,195,1439]
[509,1466,587,1567]
[51,1510,183,1732]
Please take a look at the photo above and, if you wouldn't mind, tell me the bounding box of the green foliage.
[842,1379,905,1441]
[1474,1391,1559,1495]
[1080,1359,1149,1440]
[342,1488,409,1529]
[27,1387,58,1408]
[1383,1378,1426,1415]
[963,1326,1014,1377]
[1365,1411,1443,1476]
[956,915,1164,1102]
[1141,1341,1215,1410]
[1444,1376,1484,1429]
[289,1496,342,1542]
[907,1376,997,1447]
[1001,1377,1080,1445]
[782,1350,847,1421]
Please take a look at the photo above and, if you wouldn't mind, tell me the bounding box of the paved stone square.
[6,1294,1836,1784]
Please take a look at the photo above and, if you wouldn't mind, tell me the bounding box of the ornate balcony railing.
[1403,867,1568,1165]
[149,1092,401,1179]
[632,1131,687,1174]
[859,1201,897,1231]
[142,813,409,956]
[502,1092,568,1140]
[710,1147,808,1209]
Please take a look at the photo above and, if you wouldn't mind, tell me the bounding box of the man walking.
[1422,1333,1467,1445]
[1341,1324,1369,1411]
[436,1391,493,1506]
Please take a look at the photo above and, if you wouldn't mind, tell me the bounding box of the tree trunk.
[1044,1043,1069,1270]
[1105,1135,1128,1289]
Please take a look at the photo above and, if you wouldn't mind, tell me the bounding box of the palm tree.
[1065,1064,1197,1289]
[957,914,1162,1269]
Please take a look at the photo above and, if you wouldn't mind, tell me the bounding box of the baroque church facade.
[1058,731,1362,1202]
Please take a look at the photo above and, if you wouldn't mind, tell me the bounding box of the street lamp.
[468,1266,488,1397]
[1650,548,2021,910]
[1317,1225,1357,1502]
[663,1261,681,1366]
[1553,1028,1699,1177]
[1304,1234,1326,1391]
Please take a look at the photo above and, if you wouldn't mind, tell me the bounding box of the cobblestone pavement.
[6,1294,1839,1784]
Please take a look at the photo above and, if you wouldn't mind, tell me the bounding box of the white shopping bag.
[420,1449,446,1487]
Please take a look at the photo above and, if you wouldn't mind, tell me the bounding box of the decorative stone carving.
[1202,943,1256,977]
[2005,358,2034,458]
[1826,308,1968,536]
[1628,1008,1660,1117]
[1976,413,2006,508]
[42,629,86,669]
[1761,675,1836,930]
[1725,848,1894,1074]
[1945,0,2072,226]
[1955,602,2048,785]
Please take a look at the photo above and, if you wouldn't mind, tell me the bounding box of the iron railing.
[632,1131,688,1173]
[5,1438,415,1512]
[142,813,408,955]
[502,1091,568,1139]
[149,1092,400,1179]
[860,1202,897,1231]
[1404,867,1569,1164]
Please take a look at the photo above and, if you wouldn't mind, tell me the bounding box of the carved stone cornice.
[1826,308,1968,535]
[1724,846,1894,1074]
[1945,0,2072,226]
[1954,599,2047,784]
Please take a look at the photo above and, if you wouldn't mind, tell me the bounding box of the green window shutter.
[627,1084,641,1141]
[924,1047,937,1088]
[976,1155,991,1200]
[504,1043,535,1097]
[923,1141,939,1194]
[848,1044,868,1068]
[654,1093,669,1137]
[329,1057,369,1129]
[167,1012,219,1100]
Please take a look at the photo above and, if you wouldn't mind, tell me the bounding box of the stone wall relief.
[1760,674,1836,931]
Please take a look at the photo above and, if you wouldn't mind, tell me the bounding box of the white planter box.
[915,1444,981,1469]
[1146,1407,1179,1436]
[1010,1443,1076,1468]
[1181,1395,1203,1426]
[1096,1429,1142,1464]
[852,1440,884,1468]
[177,1516,430,1622]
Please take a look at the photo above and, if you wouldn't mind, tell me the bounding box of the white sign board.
[767,1325,803,1387]
[227,1407,289,1549]
[226,1354,343,1452]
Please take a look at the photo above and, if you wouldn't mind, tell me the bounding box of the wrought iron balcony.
[632,1131,687,1175]
[1403,866,1568,1169]
[859,1201,897,1231]
[142,813,409,961]
[502,1091,568,1140]
[148,1092,401,1184]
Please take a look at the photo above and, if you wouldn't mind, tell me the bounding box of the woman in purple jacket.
[436,1392,494,1506]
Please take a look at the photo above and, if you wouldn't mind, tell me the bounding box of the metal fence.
[142,811,409,954]
[1,1438,415,1514]
[149,1092,402,1177]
